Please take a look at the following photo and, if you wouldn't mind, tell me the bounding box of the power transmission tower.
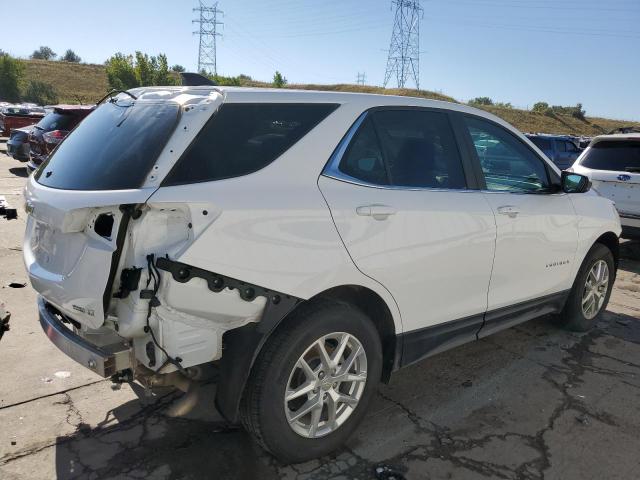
[356,72,367,86]
[193,1,223,75]
[383,0,423,90]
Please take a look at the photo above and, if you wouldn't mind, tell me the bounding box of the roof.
[127,85,516,134]
[591,133,640,144]
[51,104,96,112]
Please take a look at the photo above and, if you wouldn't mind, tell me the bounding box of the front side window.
[464,116,551,193]
[580,140,640,171]
[529,136,552,151]
[163,103,339,186]
[337,109,466,189]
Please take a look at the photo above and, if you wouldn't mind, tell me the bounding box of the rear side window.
[36,112,77,132]
[581,141,640,171]
[36,101,180,190]
[337,109,466,189]
[163,103,339,186]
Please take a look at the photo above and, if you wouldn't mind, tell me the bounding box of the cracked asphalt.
[1,144,640,479]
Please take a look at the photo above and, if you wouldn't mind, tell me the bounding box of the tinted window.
[36,101,179,190]
[565,141,579,153]
[529,137,552,151]
[36,112,77,132]
[164,103,338,185]
[556,140,567,152]
[339,117,389,185]
[465,116,550,192]
[581,141,640,171]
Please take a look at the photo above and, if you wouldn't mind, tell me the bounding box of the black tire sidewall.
[256,303,382,463]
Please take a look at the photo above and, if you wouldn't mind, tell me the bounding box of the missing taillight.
[94,213,115,239]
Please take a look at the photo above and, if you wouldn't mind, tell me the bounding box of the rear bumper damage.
[38,296,133,377]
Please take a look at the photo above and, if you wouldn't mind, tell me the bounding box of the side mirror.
[561,171,591,193]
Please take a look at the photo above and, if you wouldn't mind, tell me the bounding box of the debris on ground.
[8,282,26,288]
[54,371,72,379]
[576,414,590,426]
[0,195,17,220]
[374,464,406,480]
[0,302,10,341]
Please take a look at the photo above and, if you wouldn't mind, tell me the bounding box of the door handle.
[356,204,397,220]
[497,205,520,218]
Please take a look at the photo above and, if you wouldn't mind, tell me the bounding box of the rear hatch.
[578,139,640,216]
[24,97,183,328]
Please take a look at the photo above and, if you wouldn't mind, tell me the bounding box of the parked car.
[525,134,582,169]
[25,87,620,463]
[6,125,34,161]
[0,104,45,136]
[26,105,95,173]
[570,133,640,239]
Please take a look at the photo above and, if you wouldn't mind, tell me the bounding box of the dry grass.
[24,60,109,104]
[21,60,639,136]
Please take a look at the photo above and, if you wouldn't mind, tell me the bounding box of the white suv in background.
[570,133,640,239]
[24,87,620,462]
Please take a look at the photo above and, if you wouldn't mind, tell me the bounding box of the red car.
[27,105,94,173]
[0,104,45,136]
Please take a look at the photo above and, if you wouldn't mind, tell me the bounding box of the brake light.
[43,130,69,144]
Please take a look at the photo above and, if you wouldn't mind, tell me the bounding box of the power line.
[193,1,224,75]
[384,0,423,90]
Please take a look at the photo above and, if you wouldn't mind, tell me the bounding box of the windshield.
[35,101,180,190]
[581,140,640,171]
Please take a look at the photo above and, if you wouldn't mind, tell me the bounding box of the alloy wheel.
[284,332,368,438]
[582,259,609,320]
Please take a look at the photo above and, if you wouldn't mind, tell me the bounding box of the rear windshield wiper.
[96,89,138,105]
[624,167,640,173]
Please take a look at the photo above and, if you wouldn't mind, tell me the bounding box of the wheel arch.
[594,231,619,271]
[215,283,400,423]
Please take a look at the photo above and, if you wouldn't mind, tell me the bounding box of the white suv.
[570,133,640,239]
[24,87,620,462]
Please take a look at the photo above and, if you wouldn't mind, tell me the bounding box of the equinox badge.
[618,174,631,181]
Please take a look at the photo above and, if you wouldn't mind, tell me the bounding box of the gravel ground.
[1,142,640,480]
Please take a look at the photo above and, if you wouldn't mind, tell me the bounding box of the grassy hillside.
[21,59,639,136]
[24,59,109,104]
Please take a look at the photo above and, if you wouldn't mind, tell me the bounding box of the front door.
[319,108,496,362]
[460,115,578,335]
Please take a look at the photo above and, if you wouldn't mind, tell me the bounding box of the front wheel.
[557,243,615,332]
[240,301,382,463]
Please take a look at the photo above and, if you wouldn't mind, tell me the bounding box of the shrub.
[22,80,59,105]
[272,71,287,88]
[0,53,24,102]
[171,64,185,72]
[31,46,57,60]
[61,49,81,63]
[532,102,549,114]
[468,96,493,106]
[105,52,176,90]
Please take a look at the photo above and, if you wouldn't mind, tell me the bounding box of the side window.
[566,141,579,153]
[338,117,389,185]
[371,110,466,189]
[464,116,551,193]
[556,140,567,153]
[164,103,338,186]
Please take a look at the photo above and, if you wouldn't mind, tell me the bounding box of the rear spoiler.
[180,72,217,86]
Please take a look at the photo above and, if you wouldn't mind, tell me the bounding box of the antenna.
[193,1,224,75]
[383,0,423,90]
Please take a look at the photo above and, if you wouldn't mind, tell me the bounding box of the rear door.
[459,114,578,332]
[576,139,640,217]
[319,108,496,359]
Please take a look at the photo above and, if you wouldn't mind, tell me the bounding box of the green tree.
[272,71,287,88]
[61,49,81,63]
[22,80,59,105]
[468,96,493,106]
[105,53,138,90]
[0,53,25,102]
[532,101,549,113]
[171,64,185,72]
[134,51,154,86]
[31,46,57,60]
[152,54,172,86]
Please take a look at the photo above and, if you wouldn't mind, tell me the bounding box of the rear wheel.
[557,243,615,332]
[240,300,382,463]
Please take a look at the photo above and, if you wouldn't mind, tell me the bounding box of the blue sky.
[2,0,639,120]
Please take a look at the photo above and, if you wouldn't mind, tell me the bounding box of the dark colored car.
[27,105,94,173]
[525,134,582,170]
[7,125,35,161]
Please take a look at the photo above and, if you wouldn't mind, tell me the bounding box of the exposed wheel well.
[312,285,398,383]
[595,232,619,271]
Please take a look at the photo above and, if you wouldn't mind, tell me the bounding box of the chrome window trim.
[321,111,476,193]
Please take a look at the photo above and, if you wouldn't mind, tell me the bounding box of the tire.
[557,243,615,332]
[239,300,382,463]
